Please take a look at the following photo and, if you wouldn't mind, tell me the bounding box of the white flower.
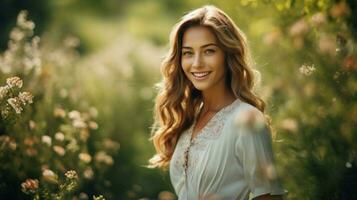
[10,28,24,42]
[95,151,114,165]
[21,179,39,194]
[41,135,52,146]
[18,92,33,105]
[7,97,23,114]
[42,169,57,183]
[6,76,23,88]
[53,107,66,118]
[88,121,98,130]
[68,110,81,120]
[65,170,78,180]
[79,153,92,163]
[73,119,87,128]
[17,10,35,30]
[280,118,298,132]
[54,132,65,141]
[83,167,94,179]
[53,145,65,156]
[29,120,36,130]
[289,18,309,37]
[299,64,316,76]
[63,36,80,48]
[0,86,9,100]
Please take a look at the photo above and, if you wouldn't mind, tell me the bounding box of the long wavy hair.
[149,5,269,169]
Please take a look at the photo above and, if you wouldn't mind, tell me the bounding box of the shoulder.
[230,100,267,133]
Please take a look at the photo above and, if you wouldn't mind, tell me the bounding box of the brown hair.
[149,5,267,169]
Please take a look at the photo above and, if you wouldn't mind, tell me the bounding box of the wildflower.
[95,151,114,165]
[345,162,352,168]
[18,92,33,105]
[289,18,309,37]
[83,167,94,179]
[88,121,98,130]
[55,132,65,141]
[67,138,79,152]
[7,97,23,114]
[53,107,66,118]
[68,110,81,120]
[63,36,80,48]
[1,106,11,118]
[280,118,298,133]
[29,120,36,130]
[0,86,9,100]
[17,10,35,30]
[103,139,120,151]
[41,135,52,146]
[8,140,17,151]
[158,191,175,200]
[79,192,89,200]
[25,147,37,156]
[65,170,78,180]
[6,76,23,88]
[79,153,92,163]
[73,119,87,129]
[23,37,41,74]
[21,178,39,194]
[10,28,24,42]
[53,145,65,156]
[0,135,10,143]
[42,169,58,184]
[93,195,106,200]
[80,129,89,142]
[299,64,316,76]
[24,136,38,146]
[0,136,17,151]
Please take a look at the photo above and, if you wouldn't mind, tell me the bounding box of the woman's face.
[181,26,226,93]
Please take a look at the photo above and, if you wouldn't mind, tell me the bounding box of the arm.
[234,105,287,199]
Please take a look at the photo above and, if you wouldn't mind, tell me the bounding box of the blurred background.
[0,0,356,199]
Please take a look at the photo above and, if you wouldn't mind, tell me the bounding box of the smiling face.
[181,26,227,93]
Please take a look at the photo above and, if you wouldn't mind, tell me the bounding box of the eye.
[182,51,193,57]
[204,49,216,55]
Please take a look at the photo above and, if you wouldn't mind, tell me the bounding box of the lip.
[191,71,211,80]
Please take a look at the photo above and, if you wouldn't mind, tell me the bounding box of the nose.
[192,53,203,68]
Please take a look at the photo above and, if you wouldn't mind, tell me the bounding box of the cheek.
[207,55,224,69]
[213,54,225,70]
[181,59,190,73]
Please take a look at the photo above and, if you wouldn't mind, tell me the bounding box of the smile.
[192,71,211,79]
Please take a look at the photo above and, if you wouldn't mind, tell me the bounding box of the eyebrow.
[182,43,218,49]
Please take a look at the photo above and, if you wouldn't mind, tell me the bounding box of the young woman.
[149,5,287,200]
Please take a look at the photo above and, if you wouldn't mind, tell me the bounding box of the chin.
[192,83,209,91]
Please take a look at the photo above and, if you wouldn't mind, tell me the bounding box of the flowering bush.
[242,1,357,199]
[0,11,120,200]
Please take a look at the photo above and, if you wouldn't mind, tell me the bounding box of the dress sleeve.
[234,105,287,199]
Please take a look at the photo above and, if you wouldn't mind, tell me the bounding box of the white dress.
[169,99,287,200]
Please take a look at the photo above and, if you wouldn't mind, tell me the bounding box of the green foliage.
[0,11,115,200]
[240,0,357,199]
[0,0,356,200]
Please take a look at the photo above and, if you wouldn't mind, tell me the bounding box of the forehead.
[182,26,217,47]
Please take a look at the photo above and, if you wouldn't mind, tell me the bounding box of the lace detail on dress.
[178,99,240,178]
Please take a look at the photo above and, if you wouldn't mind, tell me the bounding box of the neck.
[201,87,236,112]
